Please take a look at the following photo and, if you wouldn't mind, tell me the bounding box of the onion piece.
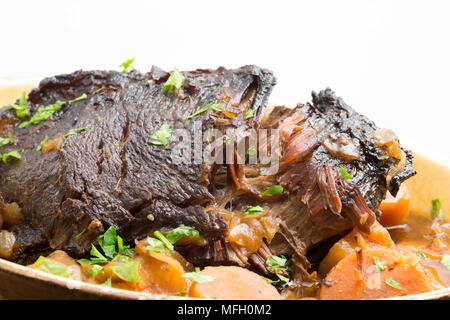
[323,134,360,161]
[2,202,22,226]
[373,128,406,187]
[0,230,16,259]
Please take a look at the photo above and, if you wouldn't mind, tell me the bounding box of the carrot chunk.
[189,266,281,300]
[132,239,190,295]
[379,184,410,227]
[319,221,394,275]
[319,246,443,300]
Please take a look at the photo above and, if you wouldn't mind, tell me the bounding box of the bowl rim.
[0,256,187,300]
[1,256,449,300]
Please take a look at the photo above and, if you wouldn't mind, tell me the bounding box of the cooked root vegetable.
[79,261,107,283]
[319,246,443,300]
[319,221,394,274]
[29,250,84,281]
[188,266,281,300]
[1,202,22,226]
[319,236,355,276]
[103,261,139,284]
[133,239,190,295]
[0,230,16,259]
[379,184,410,227]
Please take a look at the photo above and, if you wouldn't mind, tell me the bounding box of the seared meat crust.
[0,66,276,263]
[0,64,414,297]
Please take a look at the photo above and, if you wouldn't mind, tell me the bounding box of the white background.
[0,0,449,166]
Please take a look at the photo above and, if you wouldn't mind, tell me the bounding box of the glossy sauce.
[388,213,450,287]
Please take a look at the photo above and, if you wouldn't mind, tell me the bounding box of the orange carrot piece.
[379,184,410,227]
[189,266,281,300]
[319,221,394,275]
[319,246,442,300]
[132,239,190,295]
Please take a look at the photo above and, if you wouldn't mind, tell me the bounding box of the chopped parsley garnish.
[147,226,199,254]
[76,226,137,284]
[118,241,133,257]
[64,128,86,138]
[116,235,132,256]
[2,150,21,164]
[19,91,27,106]
[33,256,70,278]
[146,237,168,254]
[373,256,387,272]
[413,250,428,259]
[211,105,224,112]
[74,229,86,240]
[18,94,87,128]
[69,94,88,103]
[36,135,49,151]
[261,276,280,284]
[10,91,30,119]
[441,254,450,270]
[98,226,119,259]
[76,258,92,265]
[182,267,214,284]
[119,58,135,73]
[88,264,104,279]
[265,255,290,283]
[100,277,112,287]
[339,167,352,180]
[165,225,199,244]
[185,101,215,119]
[12,104,30,119]
[0,133,12,148]
[154,231,174,251]
[163,68,185,93]
[246,146,257,156]
[11,104,30,119]
[243,205,264,215]
[77,226,133,265]
[261,185,283,196]
[18,101,64,128]
[149,122,173,146]
[265,255,288,273]
[180,291,187,297]
[276,274,290,283]
[385,277,402,290]
[377,155,389,167]
[109,261,139,284]
[88,244,109,264]
[431,198,442,220]
[244,109,254,119]
[112,254,133,263]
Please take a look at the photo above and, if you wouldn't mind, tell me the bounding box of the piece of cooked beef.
[0,64,415,299]
[0,65,276,263]
[185,88,415,295]
[268,89,415,295]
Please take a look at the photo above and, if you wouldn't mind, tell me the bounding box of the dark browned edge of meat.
[0,66,276,264]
